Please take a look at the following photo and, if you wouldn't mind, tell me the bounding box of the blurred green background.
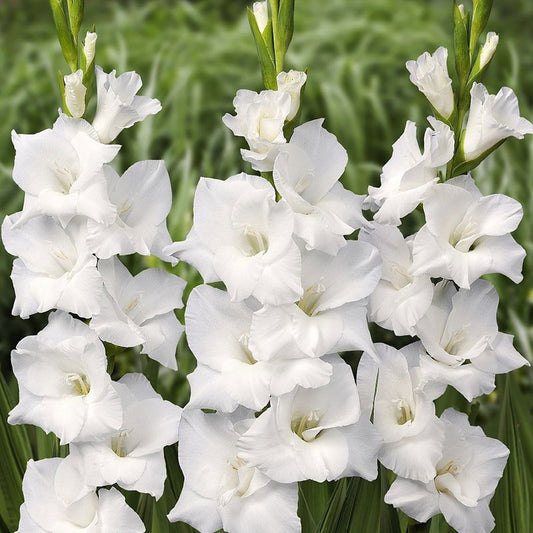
[1,0,533,532]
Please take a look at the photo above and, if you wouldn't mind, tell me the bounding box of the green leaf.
[247,7,277,90]
[380,467,401,533]
[66,0,84,43]
[453,1,470,90]
[277,0,295,70]
[49,0,78,72]
[492,374,531,532]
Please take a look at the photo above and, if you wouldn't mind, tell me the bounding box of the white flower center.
[50,246,76,273]
[241,225,269,256]
[111,431,131,457]
[219,456,255,505]
[123,297,139,314]
[238,334,257,365]
[65,372,90,396]
[297,281,326,316]
[449,218,480,252]
[389,262,413,290]
[54,162,78,194]
[393,399,414,425]
[441,325,469,357]
[291,410,321,441]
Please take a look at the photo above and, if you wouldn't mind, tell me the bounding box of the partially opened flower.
[357,344,443,483]
[406,47,454,119]
[87,161,175,262]
[385,409,509,533]
[2,214,103,318]
[17,458,145,533]
[11,114,119,226]
[276,70,307,120]
[237,355,381,483]
[185,284,332,413]
[168,409,301,533]
[366,117,454,225]
[92,67,162,144]
[64,70,87,119]
[249,240,381,360]
[411,175,525,288]
[273,119,366,254]
[222,89,291,171]
[166,173,302,305]
[359,223,433,336]
[462,83,533,161]
[414,280,528,401]
[8,311,122,445]
[66,373,181,500]
[90,257,185,369]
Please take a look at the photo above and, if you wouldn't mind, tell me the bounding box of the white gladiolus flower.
[92,67,162,144]
[273,119,366,254]
[276,70,307,120]
[406,47,454,119]
[357,344,444,483]
[16,458,145,533]
[463,83,533,161]
[185,284,333,413]
[168,409,301,533]
[479,32,499,70]
[222,89,291,171]
[8,312,122,445]
[83,32,97,66]
[2,214,103,318]
[410,175,525,288]
[64,70,87,118]
[359,224,433,336]
[385,409,509,533]
[237,355,381,483]
[415,280,529,401]
[90,257,185,369]
[166,173,303,305]
[11,114,119,226]
[249,240,381,360]
[366,118,454,225]
[252,1,268,33]
[87,161,175,262]
[64,374,181,500]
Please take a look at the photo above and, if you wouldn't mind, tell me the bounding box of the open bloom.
[405,47,454,119]
[411,175,525,288]
[366,117,454,225]
[462,83,533,161]
[222,89,291,171]
[276,70,307,120]
[168,409,300,533]
[11,114,119,226]
[359,223,433,336]
[90,257,185,369]
[185,284,332,413]
[274,119,366,254]
[17,458,144,533]
[249,240,381,360]
[357,344,443,482]
[414,280,528,401]
[166,173,302,305]
[92,67,162,144]
[87,161,175,262]
[2,214,103,318]
[385,409,509,533]
[65,373,181,500]
[237,355,381,483]
[9,311,122,444]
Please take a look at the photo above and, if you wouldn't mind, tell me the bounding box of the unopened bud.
[64,70,87,118]
[458,4,466,18]
[252,1,268,34]
[480,32,499,69]
[83,32,97,67]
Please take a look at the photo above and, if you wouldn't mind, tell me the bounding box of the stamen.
[111,431,130,457]
[291,410,321,441]
[242,225,269,256]
[393,399,414,425]
[297,281,326,316]
[65,373,90,396]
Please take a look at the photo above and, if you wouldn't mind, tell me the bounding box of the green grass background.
[1,0,533,531]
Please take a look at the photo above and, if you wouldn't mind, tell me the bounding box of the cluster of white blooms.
[3,33,184,532]
[166,71,386,532]
[362,41,532,533]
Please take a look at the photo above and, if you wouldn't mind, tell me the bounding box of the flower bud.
[83,31,97,67]
[479,31,499,69]
[276,70,307,120]
[458,3,466,17]
[252,1,269,34]
[64,69,87,118]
